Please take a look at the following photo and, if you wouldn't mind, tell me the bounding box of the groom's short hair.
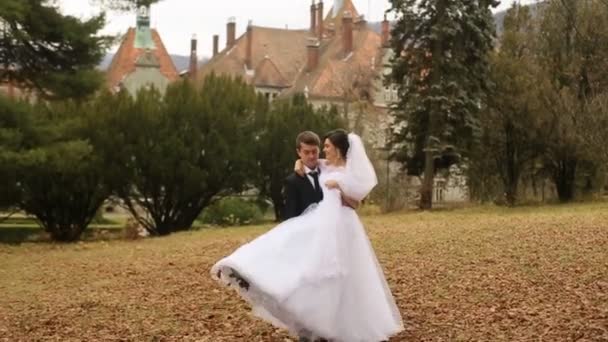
[296,131,320,150]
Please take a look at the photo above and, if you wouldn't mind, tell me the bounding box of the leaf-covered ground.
[1,203,607,341]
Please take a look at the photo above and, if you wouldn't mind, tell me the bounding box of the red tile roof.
[198,26,310,87]
[197,0,383,102]
[254,56,290,89]
[106,28,179,90]
[286,25,381,100]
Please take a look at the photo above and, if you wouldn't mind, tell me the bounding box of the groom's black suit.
[283,170,323,220]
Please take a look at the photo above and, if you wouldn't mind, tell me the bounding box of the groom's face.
[297,143,320,169]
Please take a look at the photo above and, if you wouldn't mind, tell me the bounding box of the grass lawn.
[0,203,607,341]
[0,215,125,244]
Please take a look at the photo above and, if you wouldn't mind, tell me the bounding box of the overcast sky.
[58,0,538,56]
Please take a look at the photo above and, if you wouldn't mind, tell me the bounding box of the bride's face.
[323,138,340,164]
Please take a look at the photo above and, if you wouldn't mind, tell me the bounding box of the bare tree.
[327,63,377,133]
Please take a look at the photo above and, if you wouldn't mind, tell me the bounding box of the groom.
[284,131,356,342]
[284,130,359,221]
[283,131,325,220]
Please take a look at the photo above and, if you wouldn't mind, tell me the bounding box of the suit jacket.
[283,171,323,220]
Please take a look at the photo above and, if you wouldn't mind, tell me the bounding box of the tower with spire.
[106,4,178,96]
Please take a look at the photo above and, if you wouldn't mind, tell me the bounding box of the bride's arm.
[294,159,327,176]
[294,159,305,176]
[326,180,361,210]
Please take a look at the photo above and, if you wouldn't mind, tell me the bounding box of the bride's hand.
[294,159,305,176]
[325,180,340,190]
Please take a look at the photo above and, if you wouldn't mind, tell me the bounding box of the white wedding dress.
[211,134,403,342]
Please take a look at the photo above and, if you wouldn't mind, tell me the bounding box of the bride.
[211,129,403,341]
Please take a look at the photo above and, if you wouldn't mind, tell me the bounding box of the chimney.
[189,34,198,79]
[306,38,320,72]
[317,0,324,38]
[213,34,219,57]
[381,14,390,47]
[356,14,367,28]
[226,17,236,49]
[310,0,317,33]
[342,11,353,57]
[246,21,253,70]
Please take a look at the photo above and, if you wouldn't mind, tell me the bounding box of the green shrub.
[200,197,263,226]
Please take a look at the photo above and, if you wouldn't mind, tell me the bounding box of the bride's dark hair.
[324,129,349,159]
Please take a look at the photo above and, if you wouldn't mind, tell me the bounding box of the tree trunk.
[150,210,200,236]
[46,223,86,242]
[173,206,205,232]
[173,220,195,232]
[503,121,520,207]
[271,196,284,222]
[420,143,435,210]
[541,178,545,203]
[418,0,446,211]
[270,180,285,222]
[29,195,102,242]
[127,194,211,236]
[553,157,577,202]
[154,221,173,236]
[504,177,519,207]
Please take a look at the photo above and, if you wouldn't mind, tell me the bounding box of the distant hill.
[99,54,115,70]
[367,21,385,35]
[368,3,544,38]
[495,2,544,35]
[494,10,508,35]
